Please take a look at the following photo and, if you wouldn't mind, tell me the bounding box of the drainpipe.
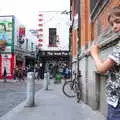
[77,0,81,72]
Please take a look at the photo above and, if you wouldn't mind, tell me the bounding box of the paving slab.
[0,80,106,120]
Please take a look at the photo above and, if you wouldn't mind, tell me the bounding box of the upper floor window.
[90,0,109,21]
[49,28,57,47]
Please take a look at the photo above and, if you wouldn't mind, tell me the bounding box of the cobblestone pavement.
[0,80,43,117]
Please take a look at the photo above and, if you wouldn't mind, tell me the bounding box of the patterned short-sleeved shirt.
[106,41,120,107]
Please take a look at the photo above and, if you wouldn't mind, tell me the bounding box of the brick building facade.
[70,0,120,117]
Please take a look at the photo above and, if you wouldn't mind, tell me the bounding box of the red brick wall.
[71,0,78,56]
[72,30,77,56]
[93,0,120,39]
[71,0,120,54]
[80,0,92,47]
[80,0,120,48]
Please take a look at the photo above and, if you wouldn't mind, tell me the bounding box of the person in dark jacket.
[3,66,7,82]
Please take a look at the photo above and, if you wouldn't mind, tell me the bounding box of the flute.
[79,31,120,59]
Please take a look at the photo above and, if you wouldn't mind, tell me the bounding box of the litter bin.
[55,73,61,84]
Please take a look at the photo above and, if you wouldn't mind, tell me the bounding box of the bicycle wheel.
[62,81,76,97]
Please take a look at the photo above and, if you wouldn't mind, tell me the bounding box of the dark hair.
[108,6,120,23]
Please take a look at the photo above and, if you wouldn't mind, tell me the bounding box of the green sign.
[0,16,14,53]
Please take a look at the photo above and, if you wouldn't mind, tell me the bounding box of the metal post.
[43,62,50,90]
[47,72,50,85]
[43,72,49,90]
[25,72,35,107]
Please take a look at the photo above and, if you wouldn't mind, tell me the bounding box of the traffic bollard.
[47,72,50,85]
[43,72,49,90]
[25,72,35,107]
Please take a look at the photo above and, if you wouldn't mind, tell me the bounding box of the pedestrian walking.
[37,63,43,80]
[89,6,120,120]
[63,65,71,79]
[3,66,7,83]
[18,66,24,81]
[14,66,18,80]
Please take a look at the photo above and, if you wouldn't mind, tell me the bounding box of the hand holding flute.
[84,43,101,57]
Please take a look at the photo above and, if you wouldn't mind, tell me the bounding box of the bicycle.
[62,70,82,103]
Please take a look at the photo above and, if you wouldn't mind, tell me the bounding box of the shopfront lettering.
[40,51,69,56]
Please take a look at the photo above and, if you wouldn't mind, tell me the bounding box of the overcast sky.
[0,0,70,29]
